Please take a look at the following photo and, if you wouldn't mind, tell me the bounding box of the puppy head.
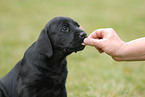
[36,17,87,57]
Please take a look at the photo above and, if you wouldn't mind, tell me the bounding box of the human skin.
[84,28,145,61]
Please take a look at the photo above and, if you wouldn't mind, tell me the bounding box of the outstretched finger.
[84,38,104,49]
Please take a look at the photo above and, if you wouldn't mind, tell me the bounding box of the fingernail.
[84,38,90,44]
[82,43,85,45]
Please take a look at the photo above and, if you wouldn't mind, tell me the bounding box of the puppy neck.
[51,48,68,61]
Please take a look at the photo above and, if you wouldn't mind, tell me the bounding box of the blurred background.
[0,0,145,96]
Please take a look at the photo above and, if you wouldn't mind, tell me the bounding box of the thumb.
[84,38,103,48]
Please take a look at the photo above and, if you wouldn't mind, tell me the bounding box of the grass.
[0,0,145,96]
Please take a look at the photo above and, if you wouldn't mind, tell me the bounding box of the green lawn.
[0,0,145,96]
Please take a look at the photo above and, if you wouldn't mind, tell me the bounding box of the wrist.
[113,41,127,58]
[113,38,145,61]
[112,42,135,61]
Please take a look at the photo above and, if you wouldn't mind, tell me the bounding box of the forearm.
[113,37,145,61]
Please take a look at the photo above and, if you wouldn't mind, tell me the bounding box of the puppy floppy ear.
[35,28,53,57]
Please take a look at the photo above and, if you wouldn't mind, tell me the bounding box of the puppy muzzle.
[79,32,87,39]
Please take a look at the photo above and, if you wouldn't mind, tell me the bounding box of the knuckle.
[109,28,114,31]
[95,30,98,32]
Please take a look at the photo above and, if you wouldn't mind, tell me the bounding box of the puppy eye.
[62,25,69,32]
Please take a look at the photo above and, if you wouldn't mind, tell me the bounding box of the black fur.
[0,17,87,97]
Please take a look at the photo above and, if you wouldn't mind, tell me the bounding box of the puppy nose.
[79,32,87,38]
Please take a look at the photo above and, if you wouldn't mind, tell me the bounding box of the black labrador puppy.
[0,17,87,97]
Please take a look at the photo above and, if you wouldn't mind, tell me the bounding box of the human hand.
[84,28,125,57]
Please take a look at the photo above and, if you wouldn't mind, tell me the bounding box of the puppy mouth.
[65,43,85,53]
